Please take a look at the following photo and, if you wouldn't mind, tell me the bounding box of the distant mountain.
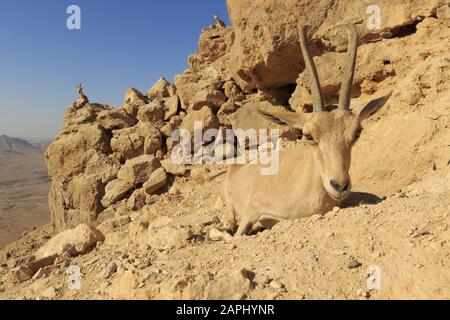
[0,135,42,155]
[23,137,53,153]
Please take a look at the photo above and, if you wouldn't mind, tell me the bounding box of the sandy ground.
[0,152,51,248]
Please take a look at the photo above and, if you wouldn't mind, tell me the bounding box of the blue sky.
[0,0,230,138]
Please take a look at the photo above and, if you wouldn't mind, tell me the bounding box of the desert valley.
[0,135,51,248]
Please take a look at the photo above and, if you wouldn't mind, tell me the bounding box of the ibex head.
[260,25,391,201]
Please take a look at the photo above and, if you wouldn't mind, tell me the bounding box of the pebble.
[356,289,370,299]
[348,259,362,269]
[269,280,287,292]
[102,262,118,279]
[40,287,57,300]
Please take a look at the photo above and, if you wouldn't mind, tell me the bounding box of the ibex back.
[224,25,391,236]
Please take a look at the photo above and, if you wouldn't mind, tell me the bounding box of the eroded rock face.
[226,0,441,90]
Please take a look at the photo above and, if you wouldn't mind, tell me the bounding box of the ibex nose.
[330,179,350,193]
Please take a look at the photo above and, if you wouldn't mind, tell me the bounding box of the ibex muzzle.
[224,24,392,236]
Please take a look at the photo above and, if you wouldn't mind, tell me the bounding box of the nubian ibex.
[213,14,226,28]
[75,83,89,108]
[224,25,392,236]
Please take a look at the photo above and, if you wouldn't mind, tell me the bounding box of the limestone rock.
[96,216,131,235]
[101,179,135,207]
[111,123,162,160]
[97,109,136,130]
[206,268,252,300]
[117,155,161,185]
[137,101,166,125]
[71,174,105,215]
[180,106,220,136]
[124,88,148,105]
[188,26,233,72]
[227,0,441,89]
[35,224,104,260]
[10,255,57,283]
[147,226,193,251]
[160,158,187,176]
[164,95,180,120]
[46,125,111,178]
[146,77,171,99]
[143,167,168,194]
[127,189,147,211]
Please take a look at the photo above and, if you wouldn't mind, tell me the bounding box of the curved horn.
[299,25,323,112]
[337,24,358,110]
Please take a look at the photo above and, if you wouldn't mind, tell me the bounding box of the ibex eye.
[303,134,314,141]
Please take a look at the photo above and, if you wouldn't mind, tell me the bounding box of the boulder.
[97,109,136,130]
[175,79,226,112]
[146,77,172,99]
[206,268,252,300]
[46,125,111,178]
[160,158,187,176]
[96,215,131,235]
[143,167,168,194]
[117,155,161,185]
[147,226,193,251]
[111,123,162,160]
[188,25,233,72]
[124,88,148,105]
[62,103,111,130]
[137,101,166,124]
[101,179,135,207]
[71,174,105,215]
[164,95,180,120]
[10,255,57,283]
[35,224,104,260]
[191,89,227,112]
[180,106,220,136]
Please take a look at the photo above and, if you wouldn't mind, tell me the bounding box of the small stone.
[356,289,370,299]
[269,280,285,291]
[413,228,430,238]
[33,265,59,280]
[348,259,362,269]
[40,287,57,300]
[207,227,233,241]
[102,262,118,279]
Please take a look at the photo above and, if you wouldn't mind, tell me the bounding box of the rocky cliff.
[45,0,450,232]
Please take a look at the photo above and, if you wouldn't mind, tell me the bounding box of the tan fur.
[224,110,365,235]
[224,25,391,236]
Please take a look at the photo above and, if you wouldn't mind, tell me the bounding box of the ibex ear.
[258,109,305,129]
[358,92,392,120]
